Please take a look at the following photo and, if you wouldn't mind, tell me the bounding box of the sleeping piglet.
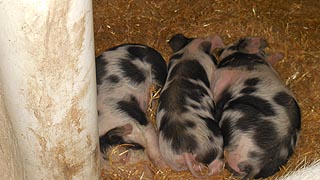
[96,44,168,168]
[156,34,225,178]
[211,37,301,179]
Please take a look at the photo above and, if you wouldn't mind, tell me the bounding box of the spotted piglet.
[96,44,168,168]
[156,34,225,178]
[211,37,301,179]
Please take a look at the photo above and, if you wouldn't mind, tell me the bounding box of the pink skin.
[207,35,225,52]
[242,37,267,54]
[121,123,134,135]
[226,152,242,173]
[144,124,169,168]
[183,153,207,179]
[208,159,224,176]
[245,37,284,65]
[184,153,203,178]
[182,153,224,178]
[211,70,250,102]
[267,52,284,65]
[185,35,224,55]
[224,136,259,177]
[141,84,168,168]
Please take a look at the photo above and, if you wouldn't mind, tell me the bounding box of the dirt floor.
[93,0,320,179]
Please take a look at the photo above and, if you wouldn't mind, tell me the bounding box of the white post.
[0,87,25,180]
[0,0,99,179]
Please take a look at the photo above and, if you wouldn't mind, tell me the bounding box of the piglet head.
[218,37,285,66]
[168,34,225,67]
[218,37,267,60]
[168,34,224,53]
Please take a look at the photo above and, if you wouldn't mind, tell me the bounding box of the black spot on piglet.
[244,77,260,86]
[273,91,301,130]
[127,46,147,60]
[95,55,108,85]
[227,95,275,117]
[240,87,257,94]
[215,91,233,121]
[168,60,210,87]
[99,124,131,153]
[218,52,267,70]
[160,114,198,154]
[118,58,146,84]
[273,91,291,106]
[127,45,168,86]
[196,147,221,165]
[199,115,221,137]
[116,96,148,126]
[99,124,144,157]
[107,75,120,83]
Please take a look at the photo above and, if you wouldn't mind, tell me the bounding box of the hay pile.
[93,1,320,179]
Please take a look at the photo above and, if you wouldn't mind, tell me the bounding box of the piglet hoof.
[183,153,207,179]
[208,160,224,176]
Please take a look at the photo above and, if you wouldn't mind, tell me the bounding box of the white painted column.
[0,87,25,180]
[0,0,99,179]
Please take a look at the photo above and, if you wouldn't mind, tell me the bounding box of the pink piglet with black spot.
[211,37,301,179]
[157,34,225,178]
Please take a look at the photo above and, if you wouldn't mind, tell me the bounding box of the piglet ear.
[267,52,284,65]
[239,37,268,54]
[208,35,225,53]
[168,34,193,52]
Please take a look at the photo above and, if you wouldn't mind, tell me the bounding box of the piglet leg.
[183,153,207,179]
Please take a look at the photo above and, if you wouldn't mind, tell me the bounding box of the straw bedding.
[93,1,320,179]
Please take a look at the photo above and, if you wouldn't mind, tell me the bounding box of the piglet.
[156,34,225,178]
[211,37,301,179]
[96,43,168,168]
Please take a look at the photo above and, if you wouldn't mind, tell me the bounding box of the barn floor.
[93,1,320,179]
